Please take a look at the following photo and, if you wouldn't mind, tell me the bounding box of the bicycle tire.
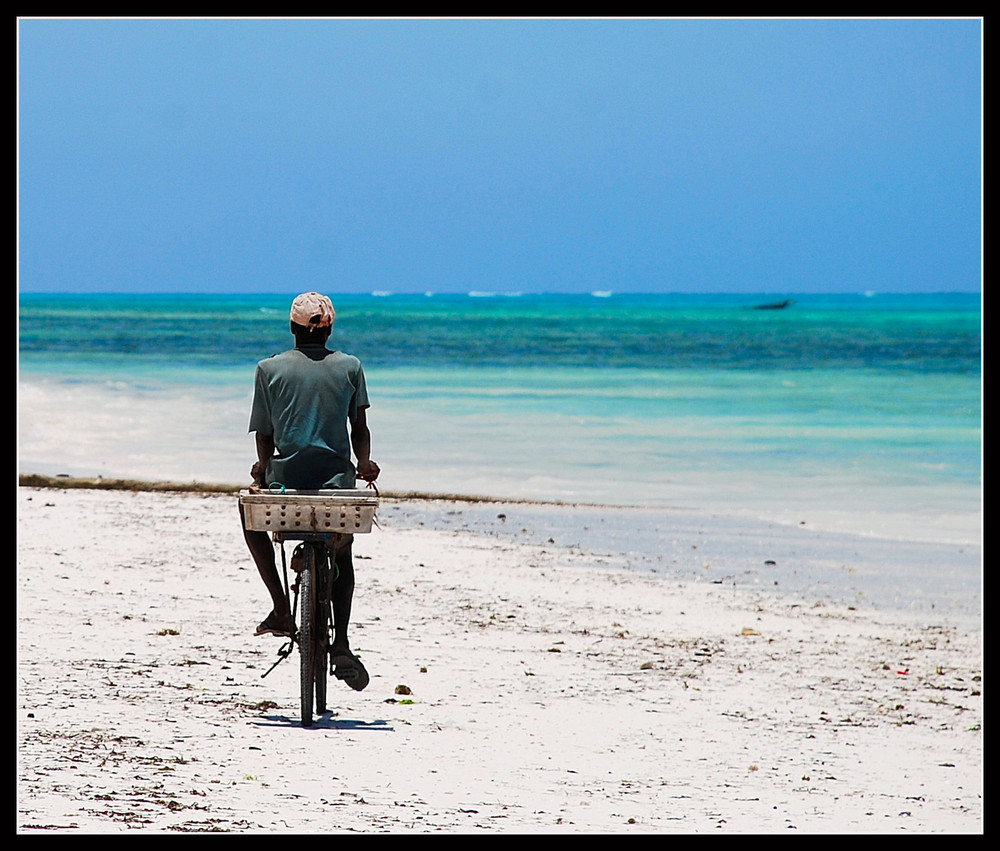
[314,548,329,715]
[298,544,316,727]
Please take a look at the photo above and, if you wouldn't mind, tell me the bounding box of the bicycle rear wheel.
[314,550,330,715]
[298,544,317,727]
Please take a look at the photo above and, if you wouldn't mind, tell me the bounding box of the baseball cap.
[290,292,335,328]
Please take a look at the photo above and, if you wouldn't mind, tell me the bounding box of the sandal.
[254,611,295,638]
[330,647,370,691]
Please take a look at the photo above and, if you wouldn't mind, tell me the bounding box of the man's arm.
[350,407,380,482]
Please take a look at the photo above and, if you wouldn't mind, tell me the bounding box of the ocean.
[18,291,981,546]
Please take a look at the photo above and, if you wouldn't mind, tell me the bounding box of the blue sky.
[17,17,981,295]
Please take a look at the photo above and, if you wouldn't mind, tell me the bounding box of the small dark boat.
[752,299,794,310]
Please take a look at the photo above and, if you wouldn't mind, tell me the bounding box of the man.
[239,291,380,691]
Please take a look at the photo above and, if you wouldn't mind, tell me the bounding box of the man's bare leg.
[239,503,294,633]
[328,535,368,690]
[330,535,355,651]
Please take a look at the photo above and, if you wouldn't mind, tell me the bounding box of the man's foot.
[254,611,295,637]
[330,646,369,691]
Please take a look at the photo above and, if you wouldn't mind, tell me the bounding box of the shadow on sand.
[254,713,394,731]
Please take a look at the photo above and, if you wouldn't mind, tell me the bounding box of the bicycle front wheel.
[298,545,317,727]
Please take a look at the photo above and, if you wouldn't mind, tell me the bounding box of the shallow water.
[18,291,981,544]
[377,498,982,625]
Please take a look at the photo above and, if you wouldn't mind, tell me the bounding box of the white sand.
[17,486,982,833]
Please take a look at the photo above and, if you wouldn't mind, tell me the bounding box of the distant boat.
[752,299,794,310]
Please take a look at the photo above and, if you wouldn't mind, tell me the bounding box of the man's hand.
[249,461,265,492]
[356,459,380,483]
[253,433,276,490]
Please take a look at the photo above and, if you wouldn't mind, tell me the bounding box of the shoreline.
[16,471,982,541]
[16,472,623,506]
[16,485,983,832]
[18,473,982,627]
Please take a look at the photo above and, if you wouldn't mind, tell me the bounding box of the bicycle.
[239,487,379,727]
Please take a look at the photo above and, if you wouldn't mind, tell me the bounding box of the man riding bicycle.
[238,291,380,691]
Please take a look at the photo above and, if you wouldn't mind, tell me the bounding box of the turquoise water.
[18,291,981,542]
[18,291,981,373]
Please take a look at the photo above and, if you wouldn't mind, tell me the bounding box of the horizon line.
[17,288,983,297]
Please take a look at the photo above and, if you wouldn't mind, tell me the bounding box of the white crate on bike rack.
[239,488,379,534]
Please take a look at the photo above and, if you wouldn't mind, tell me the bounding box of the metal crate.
[239,488,379,534]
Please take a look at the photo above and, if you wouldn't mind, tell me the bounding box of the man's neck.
[295,340,330,361]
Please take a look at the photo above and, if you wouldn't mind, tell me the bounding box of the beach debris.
[764,560,777,566]
[395,684,412,695]
[639,661,655,670]
[741,627,761,636]
[497,513,506,522]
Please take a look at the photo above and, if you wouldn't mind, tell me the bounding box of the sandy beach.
[16,484,982,833]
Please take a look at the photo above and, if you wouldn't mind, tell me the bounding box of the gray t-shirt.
[248,346,369,489]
